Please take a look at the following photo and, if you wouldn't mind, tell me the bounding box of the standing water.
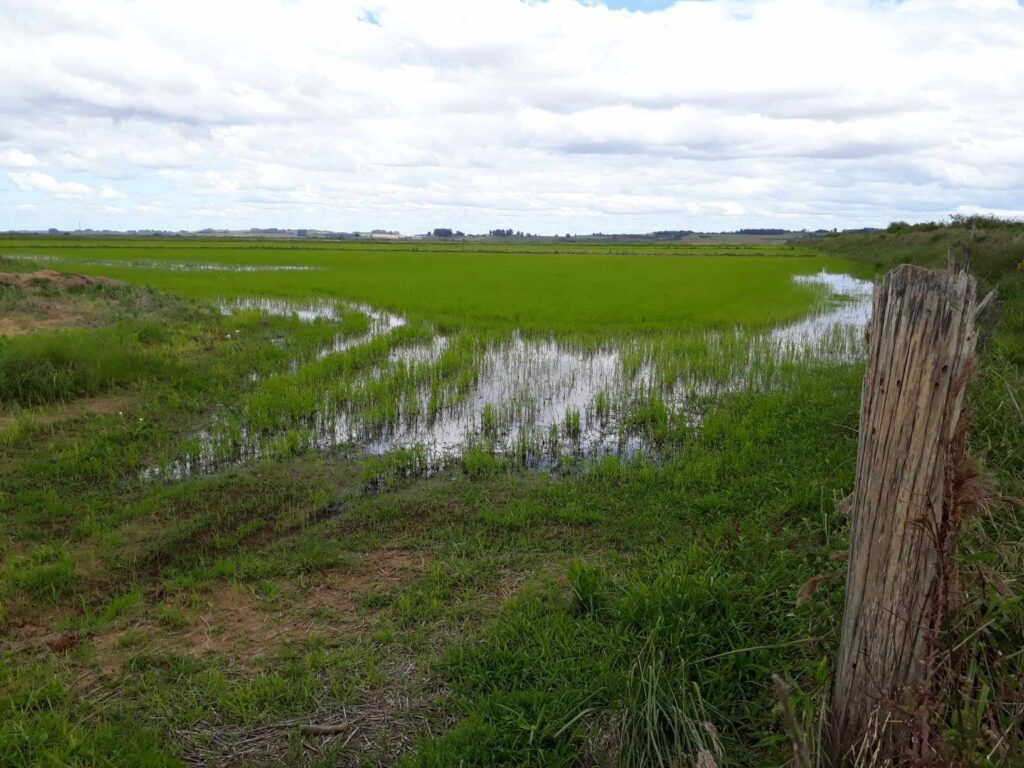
[145,270,873,479]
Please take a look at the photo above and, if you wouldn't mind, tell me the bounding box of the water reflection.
[146,270,873,479]
[1,253,319,272]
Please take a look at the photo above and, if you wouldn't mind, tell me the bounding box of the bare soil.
[0,269,122,290]
[0,270,125,336]
[0,394,136,431]
[86,549,432,676]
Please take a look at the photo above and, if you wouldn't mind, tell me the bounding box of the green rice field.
[0,238,842,332]
[0,228,1021,767]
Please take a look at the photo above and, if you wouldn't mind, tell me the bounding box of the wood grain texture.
[830,264,977,765]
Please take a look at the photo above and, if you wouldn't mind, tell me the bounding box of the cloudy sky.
[2,0,1023,234]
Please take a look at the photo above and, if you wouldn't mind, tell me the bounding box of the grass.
[0,239,843,333]
[0,225,1020,766]
[0,325,175,407]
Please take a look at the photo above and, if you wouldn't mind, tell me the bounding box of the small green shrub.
[462,447,502,479]
[360,446,428,489]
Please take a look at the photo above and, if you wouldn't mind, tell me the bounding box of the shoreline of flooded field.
[144,270,873,481]
[1,253,321,273]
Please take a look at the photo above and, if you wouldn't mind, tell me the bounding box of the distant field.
[0,238,850,333]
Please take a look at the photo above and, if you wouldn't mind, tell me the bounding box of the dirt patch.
[57,550,538,767]
[0,394,136,432]
[1,628,85,654]
[176,555,537,767]
[305,549,430,613]
[0,269,125,336]
[0,305,88,336]
[176,653,454,768]
[67,549,445,766]
[0,269,122,290]
[90,549,431,676]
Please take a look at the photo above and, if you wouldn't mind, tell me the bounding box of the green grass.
[0,239,842,333]
[0,325,177,407]
[0,226,1020,767]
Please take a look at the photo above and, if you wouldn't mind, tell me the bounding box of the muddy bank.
[0,269,124,290]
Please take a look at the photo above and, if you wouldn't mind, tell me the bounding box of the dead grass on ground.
[0,270,126,336]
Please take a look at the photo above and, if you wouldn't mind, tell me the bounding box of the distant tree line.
[487,229,529,237]
[650,230,696,240]
[431,228,540,238]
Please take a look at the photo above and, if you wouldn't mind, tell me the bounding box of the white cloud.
[955,203,1024,219]
[0,0,1022,231]
[7,171,93,197]
[0,148,38,168]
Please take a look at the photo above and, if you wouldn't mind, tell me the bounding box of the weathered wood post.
[829,264,977,764]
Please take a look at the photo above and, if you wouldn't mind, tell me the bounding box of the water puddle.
[145,270,873,480]
[218,297,405,358]
[0,253,319,272]
[322,336,647,463]
[389,336,449,365]
[772,272,873,361]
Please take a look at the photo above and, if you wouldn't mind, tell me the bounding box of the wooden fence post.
[829,264,977,764]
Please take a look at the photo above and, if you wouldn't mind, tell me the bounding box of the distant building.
[356,230,402,240]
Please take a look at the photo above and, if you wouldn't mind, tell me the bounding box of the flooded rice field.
[222,297,406,358]
[1,253,320,272]
[146,270,873,480]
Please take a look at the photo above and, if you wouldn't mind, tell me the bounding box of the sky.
[1,0,1023,235]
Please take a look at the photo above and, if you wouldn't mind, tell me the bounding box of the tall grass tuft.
[617,631,723,768]
[567,561,607,616]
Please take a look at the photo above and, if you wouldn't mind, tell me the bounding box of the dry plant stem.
[772,675,813,768]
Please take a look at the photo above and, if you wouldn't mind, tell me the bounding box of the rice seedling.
[0,237,844,333]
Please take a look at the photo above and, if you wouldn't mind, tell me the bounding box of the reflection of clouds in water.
[218,298,405,357]
[148,271,874,479]
[770,271,873,361]
[340,335,632,461]
[1,253,319,272]
[389,337,448,366]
